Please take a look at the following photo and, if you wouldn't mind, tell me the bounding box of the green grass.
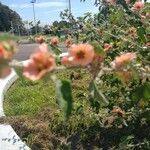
[4,68,150,150]
[4,69,91,116]
[18,36,35,44]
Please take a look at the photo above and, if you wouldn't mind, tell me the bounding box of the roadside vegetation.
[0,0,150,149]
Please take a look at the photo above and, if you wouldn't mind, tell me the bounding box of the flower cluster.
[61,43,95,66]
[132,1,144,11]
[50,36,59,46]
[23,44,55,81]
[35,35,46,44]
[65,37,73,48]
[0,41,16,78]
[1,1,150,148]
[111,52,137,70]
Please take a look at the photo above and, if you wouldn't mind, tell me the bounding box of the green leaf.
[143,3,150,12]
[13,67,23,78]
[51,46,61,55]
[90,41,103,54]
[109,9,124,25]
[137,27,147,43]
[53,76,73,119]
[131,82,150,102]
[89,81,109,112]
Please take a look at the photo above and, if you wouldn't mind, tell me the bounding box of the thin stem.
[103,30,144,49]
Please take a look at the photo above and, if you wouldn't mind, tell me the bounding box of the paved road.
[13,43,68,61]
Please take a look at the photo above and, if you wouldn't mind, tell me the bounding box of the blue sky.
[0,0,99,25]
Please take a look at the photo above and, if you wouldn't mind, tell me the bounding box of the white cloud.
[9,1,65,8]
[43,9,65,14]
[10,4,30,8]
[36,2,65,8]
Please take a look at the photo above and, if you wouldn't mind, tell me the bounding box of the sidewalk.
[0,69,30,150]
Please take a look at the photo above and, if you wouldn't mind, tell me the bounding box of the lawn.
[3,69,150,150]
[3,69,101,149]
[4,68,90,116]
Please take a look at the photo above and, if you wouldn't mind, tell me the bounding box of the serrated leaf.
[54,78,73,119]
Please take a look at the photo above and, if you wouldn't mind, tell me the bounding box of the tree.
[0,2,24,34]
[43,25,51,35]
[29,20,42,35]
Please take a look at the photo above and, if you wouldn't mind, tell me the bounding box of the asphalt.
[13,43,68,61]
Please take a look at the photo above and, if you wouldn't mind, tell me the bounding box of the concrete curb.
[0,69,18,117]
[0,69,30,150]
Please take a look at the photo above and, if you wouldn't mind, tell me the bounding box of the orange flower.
[23,45,55,81]
[112,106,125,117]
[104,43,113,52]
[146,42,150,48]
[65,38,73,48]
[0,41,16,78]
[132,1,144,11]
[35,36,46,44]
[50,36,59,46]
[68,43,95,66]
[146,12,150,18]
[0,44,5,58]
[111,52,136,70]
[0,41,16,60]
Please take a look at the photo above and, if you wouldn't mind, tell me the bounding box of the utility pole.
[10,21,14,35]
[17,24,21,37]
[68,0,72,34]
[27,21,30,36]
[31,0,37,35]
[68,0,71,15]
[24,21,30,36]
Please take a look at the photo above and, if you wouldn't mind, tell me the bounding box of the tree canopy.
[0,2,24,33]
